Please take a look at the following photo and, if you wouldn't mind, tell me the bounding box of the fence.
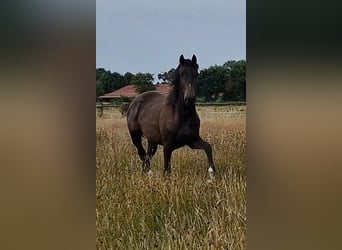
[195,102,246,106]
[96,104,120,118]
[96,102,246,118]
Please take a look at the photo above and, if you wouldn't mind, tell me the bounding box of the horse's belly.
[141,126,162,145]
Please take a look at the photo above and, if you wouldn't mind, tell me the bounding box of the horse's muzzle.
[184,96,196,106]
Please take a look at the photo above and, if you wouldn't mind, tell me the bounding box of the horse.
[126,55,216,179]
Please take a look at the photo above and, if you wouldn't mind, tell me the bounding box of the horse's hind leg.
[129,131,147,171]
[189,137,216,178]
[144,140,158,173]
[147,141,158,158]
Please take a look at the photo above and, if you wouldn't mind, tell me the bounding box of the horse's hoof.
[207,177,215,183]
[208,167,216,182]
[207,172,216,183]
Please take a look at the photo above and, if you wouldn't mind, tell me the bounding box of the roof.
[98,84,172,99]
[155,84,172,94]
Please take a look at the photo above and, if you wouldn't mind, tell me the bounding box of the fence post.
[99,103,103,117]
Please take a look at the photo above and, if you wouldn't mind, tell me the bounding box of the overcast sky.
[96,0,245,78]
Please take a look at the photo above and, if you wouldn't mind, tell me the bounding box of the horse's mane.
[166,65,180,106]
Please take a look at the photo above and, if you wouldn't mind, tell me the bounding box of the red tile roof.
[98,84,172,99]
[155,84,172,94]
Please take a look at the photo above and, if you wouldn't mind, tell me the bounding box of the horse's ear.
[192,54,197,64]
[179,54,185,64]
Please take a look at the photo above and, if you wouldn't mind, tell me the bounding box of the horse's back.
[127,91,164,118]
[127,91,166,140]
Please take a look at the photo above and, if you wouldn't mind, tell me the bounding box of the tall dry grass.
[96,107,246,249]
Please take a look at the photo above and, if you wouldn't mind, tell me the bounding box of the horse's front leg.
[189,137,216,178]
[163,144,173,176]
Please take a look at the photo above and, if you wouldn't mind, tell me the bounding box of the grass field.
[96,106,246,249]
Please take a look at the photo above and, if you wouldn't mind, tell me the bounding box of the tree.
[96,59,246,100]
[122,72,133,85]
[197,65,230,102]
[223,60,246,101]
[131,73,156,93]
[131,73,154,85]
[96,68,125,97]
[157,68,175,84]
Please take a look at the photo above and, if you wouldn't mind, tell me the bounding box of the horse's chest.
[162,112,200,145]
[174,122,199,144]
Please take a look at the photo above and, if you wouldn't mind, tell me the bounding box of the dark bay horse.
[126,55,216,178]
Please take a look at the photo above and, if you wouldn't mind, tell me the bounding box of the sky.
[96,0,245,79]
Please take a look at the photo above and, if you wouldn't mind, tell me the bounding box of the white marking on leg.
[208,167,215,181]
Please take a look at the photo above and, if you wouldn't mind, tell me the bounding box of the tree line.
[96,60,246,102]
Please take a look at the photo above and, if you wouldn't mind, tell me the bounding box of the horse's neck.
[167,86,197,118]
[174,101,196,123]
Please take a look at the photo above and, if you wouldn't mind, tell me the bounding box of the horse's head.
[174,54,199,106]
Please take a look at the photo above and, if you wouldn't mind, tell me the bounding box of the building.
[97,84,172,101]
